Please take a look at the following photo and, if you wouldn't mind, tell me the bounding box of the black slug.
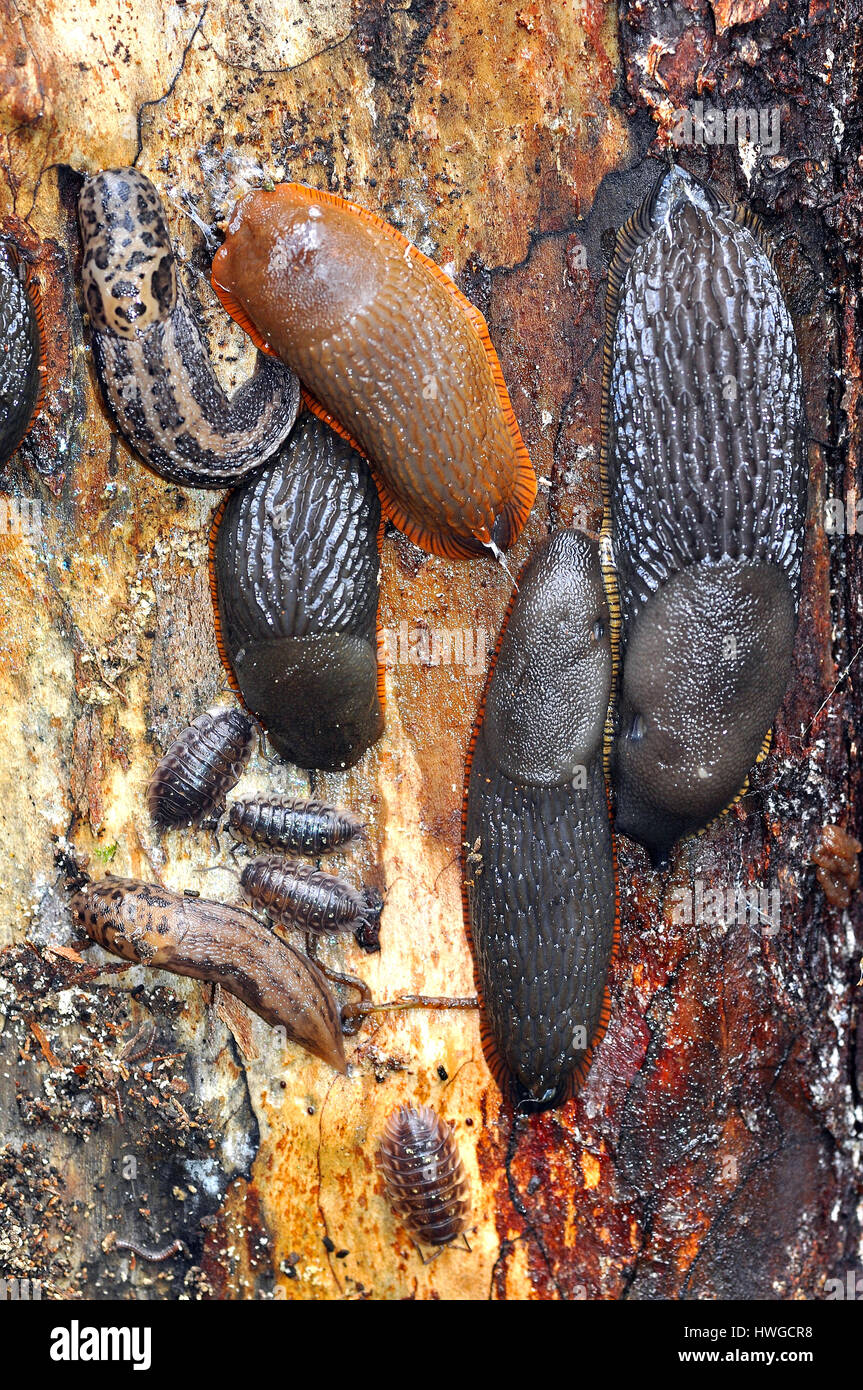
[378,1105,470,1255]
[210,412,385,770]
[227,796,365,855]
[240,856,372,934]
[77,168,300,488]
[148,708,255,828]
[70,875,347,1072]
[463,529,618,1113]
[0,236,46,466]
[601,163,807,866]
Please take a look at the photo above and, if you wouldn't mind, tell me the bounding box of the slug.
[77,168,300,488]
[240,856,374,934]
[0,236,46,466]
[210,412,384,770]
[463,529,617,1112]
[601,163,807,866]
[70,875,346,1072]
[148,708,255,828]
[210,182,537,560]
[228,795,365,856]
[378,1105,470,1256]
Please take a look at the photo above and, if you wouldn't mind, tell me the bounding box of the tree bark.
[0,0,859,1300]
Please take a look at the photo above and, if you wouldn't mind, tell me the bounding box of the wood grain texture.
[0,0,860,1301]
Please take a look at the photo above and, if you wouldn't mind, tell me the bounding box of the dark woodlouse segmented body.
[0,235,46,465]
[77,168,300,487]
[379,1105,470,1253]
[70,875,346,1072]
[148,708,255,828]
[464,529,617,1113]
[601,163,807,866]
[211,412,385,770]
[228,796,365,855]
[240,856,371,934]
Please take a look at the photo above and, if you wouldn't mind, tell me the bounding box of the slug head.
[613,559,797,866]
[212,185,381,351]
[232,633,384,771]
[78,168,177,338]
[482,529,611,786]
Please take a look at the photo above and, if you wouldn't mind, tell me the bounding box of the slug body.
[211,182,536,559]
[241,856,369,933]
[228,796,365,855]
[379,1105,469,1251]
[464,530,617,1112]
[211,412,384,770]
[148,708,255,827]
[70,875,346,1072]
[77,168,300,488]
[601,165,807,866]
[0,237,46,465]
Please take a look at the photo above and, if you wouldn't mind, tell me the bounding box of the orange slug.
[211,184,537,561]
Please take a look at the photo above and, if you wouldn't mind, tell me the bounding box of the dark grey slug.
[77,168,300,488]
[70,875,346,1072]
[601,163,807,866]
[464,529,618,1113]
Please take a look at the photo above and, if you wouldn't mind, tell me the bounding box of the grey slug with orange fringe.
[0,235,47,466]
[599,163,807,867]
[463,529,619,1113]
[210,412,385,771]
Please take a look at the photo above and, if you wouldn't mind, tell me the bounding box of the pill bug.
[148,708,256,828]
[69,875,346,1072]
[240,856,374,934]
[210,412,384,770]
[812,824,861,909]
[378,1105,470,1255]
[228,796,365,855]
[0,235,47,466]
[464,529,618,1112]
[210,182,537,561]
[600,163,807,866]
[77,168,300,488]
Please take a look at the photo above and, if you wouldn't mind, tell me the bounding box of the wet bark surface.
[0,0,859,1299]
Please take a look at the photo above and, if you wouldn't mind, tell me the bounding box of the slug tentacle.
[70,875,346,1072]
[210,412,384,770]
[0,236,47,466]
[77,168,300,488]
[211,182,536,559]
[463,529,618,1111]
[600,163,807,866]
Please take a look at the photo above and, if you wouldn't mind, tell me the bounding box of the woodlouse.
[228,796,365,856]
[240,856,372,933]
[378,1105,470,1256]
[148,708,255,828]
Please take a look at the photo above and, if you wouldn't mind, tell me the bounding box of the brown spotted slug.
[77,168,300,488]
